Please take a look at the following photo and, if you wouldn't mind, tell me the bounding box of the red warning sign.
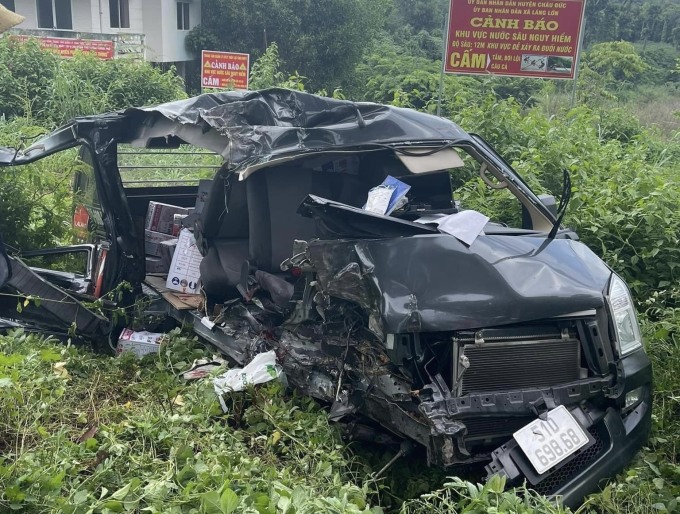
[13,35,114,59]
[201,50,250,90]
[445,0,585,79]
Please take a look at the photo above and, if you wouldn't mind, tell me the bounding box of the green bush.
[450,97,680,307]
[0,42,187,250]
[0,38,59,119]
[0,39,186,125]
[0,118,78,250]
[44,53,187,124]
[0,329,381,513]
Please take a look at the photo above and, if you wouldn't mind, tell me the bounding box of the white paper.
[200,316,215,330]
[213,350,282,394]
[420,210,489,246]
[166,228,202,294]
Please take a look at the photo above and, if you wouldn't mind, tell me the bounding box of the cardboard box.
[159,239,177,270]
[166,228,202,294]
[145,229,176,257]
[194,179,213,215]
[116,328,164,358]
[145,256,168,274]
[172,214,188,237]
[145,202,190,235]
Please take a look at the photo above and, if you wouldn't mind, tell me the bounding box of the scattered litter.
[417,210,489,246]
[116,328,164,358]
[213,350,281,394]
[365,185,394,215]
[53,361,69,379]
[183,357,226,380]
[200,316,216,330]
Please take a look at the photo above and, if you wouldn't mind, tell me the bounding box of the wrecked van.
[0,89,651,506]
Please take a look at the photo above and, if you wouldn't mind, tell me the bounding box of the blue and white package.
[382,175,411,214]
[364,175,411,215]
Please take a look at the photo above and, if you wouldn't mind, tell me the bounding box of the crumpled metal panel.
[308,234,612,333]
[131,89,469,169]
[0,89,470,167]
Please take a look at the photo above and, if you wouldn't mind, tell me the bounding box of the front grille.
[459,338,581,395]
[532,425,607,496]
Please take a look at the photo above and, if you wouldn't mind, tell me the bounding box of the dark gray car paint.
[307,232,613,335]
[0,89,468,168]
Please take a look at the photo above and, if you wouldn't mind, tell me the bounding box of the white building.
[0,0,200,72]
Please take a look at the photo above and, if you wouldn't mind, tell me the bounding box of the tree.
[0,38,58,119]
[387,0,448,34]
[186,0,390,91]
[585,41,649,83]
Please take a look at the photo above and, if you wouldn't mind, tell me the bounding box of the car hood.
[307,233,612,334]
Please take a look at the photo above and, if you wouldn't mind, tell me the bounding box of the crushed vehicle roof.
[0,88,472,170]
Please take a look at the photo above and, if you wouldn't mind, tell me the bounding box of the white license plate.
[513,405,589,474]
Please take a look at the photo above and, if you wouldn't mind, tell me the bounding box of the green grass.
[0,330,379,513]
[1,315,679,513]
[117,146,222,187]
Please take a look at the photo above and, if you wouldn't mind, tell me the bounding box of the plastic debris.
[182,357,226,380]
[364,175,411,215]
[213,350,281,394]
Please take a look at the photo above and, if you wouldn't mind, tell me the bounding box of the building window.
[109,0,130,28]
[177,2,190,30]
[0,0,16,12]
[36,0,72,29]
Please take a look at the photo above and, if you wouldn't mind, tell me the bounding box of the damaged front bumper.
[180,289,651,507]
[181,229,652,505]
[485,348,652,506]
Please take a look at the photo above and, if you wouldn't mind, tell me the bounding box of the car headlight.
[607,274,643,356]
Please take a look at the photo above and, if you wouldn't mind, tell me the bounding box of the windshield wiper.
[548,169,572,240]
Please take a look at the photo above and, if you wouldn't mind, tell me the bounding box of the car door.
[0,126,112,337]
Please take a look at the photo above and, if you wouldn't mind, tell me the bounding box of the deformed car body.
[0,89,651,506]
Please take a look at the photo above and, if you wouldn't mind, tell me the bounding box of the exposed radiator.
[458,338,581,395]
[463,416,534,445]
